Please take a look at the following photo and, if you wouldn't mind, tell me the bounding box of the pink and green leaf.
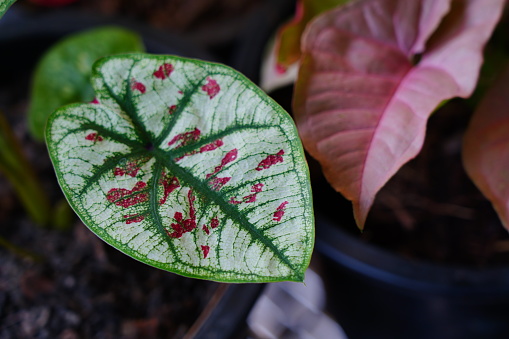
[46,54,313,283]
[463,64,509,231]
[293,0,505,229]
[0,0,16,20]
[275,0,350,71]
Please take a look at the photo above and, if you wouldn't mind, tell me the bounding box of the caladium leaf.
[0,0,16,20]
[294,0,505,229]
[463,64,509,231]
[46,54,313,283]
[29,26,145,141]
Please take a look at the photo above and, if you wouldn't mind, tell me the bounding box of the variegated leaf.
[46,54,313,283]
[0,0,16,20]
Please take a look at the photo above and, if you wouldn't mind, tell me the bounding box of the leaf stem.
[0,111,51,226]
[0,235,45,263]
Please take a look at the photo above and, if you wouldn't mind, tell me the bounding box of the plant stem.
[0,235,44,263]
[0,110,51,226]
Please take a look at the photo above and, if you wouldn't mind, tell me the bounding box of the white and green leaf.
[46,54,314,283]
[0,0,16,20]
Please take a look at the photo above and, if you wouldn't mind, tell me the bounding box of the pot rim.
[0,5,215,61]
[316,214,509,294]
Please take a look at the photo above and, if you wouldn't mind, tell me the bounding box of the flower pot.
[316,214,509,339]
[0,7,265,338]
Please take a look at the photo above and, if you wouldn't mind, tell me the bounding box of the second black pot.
[316,214,509,339]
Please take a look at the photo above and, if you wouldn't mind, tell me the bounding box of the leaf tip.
[352,200,371,231]
[290,271,306,283]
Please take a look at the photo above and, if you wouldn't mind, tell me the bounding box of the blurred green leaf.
[28,26,145,141]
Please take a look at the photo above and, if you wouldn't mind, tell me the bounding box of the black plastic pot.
[0,6,214,71]
[0,6,266,339]
[316,213,509,339]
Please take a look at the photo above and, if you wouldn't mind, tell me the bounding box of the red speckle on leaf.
[178,90,183,94]
[85,132,103,142]
[273,201,289,222]
[188,190,196,221]
[256,150,284,171]
[106,181,149,208]
[202,217,220,235]
[124,214,145,224]
[201,77,220,99]
[91,97,99,104]
[209,177,231,191]
[229,197,243,205]
[159,174,180,205]
[169,105,177,114]
[131,79,146,93]
[167,221,183,238]
[199,139,223,153]
[114,162,140,177]
[201,245,210,259]
[168,128,201,147]
[221,149,238,165]
[206,149,238,178]
[229,183,264,205]
[166,224,182,238]
[178,139,225,162]
[251,183,264,193]
[166,190,198,238]
[240,183,264,203]
[164,63,174,75]
[243,194,257,203]
[153,63,174,79]
[174,211,183,222]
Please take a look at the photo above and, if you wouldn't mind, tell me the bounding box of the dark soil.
[0,217,218,338]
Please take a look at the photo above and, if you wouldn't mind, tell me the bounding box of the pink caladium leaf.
[275,0,350,72]
[294,0,505,229]
[46,54,313,283]
[463,64,509,231]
